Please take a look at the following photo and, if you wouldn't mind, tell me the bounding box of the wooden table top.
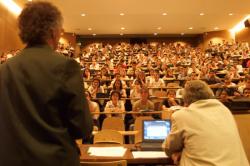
[79,144,172,165]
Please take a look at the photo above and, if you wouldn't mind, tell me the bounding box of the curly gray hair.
[18,1,63,45]
[183,80,214,105]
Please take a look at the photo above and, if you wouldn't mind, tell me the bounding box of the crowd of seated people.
[2,40,250,129]
[74,41,250,128]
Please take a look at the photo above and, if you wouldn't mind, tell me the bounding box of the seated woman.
[161,89,179,110]
[112,79,127,98]
[100,67,111,80]
[132,71,147,88]
[83,68,91,80]
[217,89,231,107]
[104,91,125,120]
[130,79,142,105]
[88,78,104,98]
[85,91,100,128]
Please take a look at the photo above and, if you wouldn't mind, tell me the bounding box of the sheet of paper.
[88,147,127,157]
[132,151,168,158]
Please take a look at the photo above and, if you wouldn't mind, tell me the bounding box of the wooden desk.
[79,144,172,165]
[92,130,138,136]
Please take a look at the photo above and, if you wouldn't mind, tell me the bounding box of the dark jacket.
[0,45,93,166]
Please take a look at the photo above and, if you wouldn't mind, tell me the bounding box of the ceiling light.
[188,27,193,30]
[154,33,158,36]
[200,13,204,16]
[27,0,32,1]
[81,13,86,16]
[121,27,125,30]
[214,27,219,30]
[88,28,92,31]
[0,0,22,16]
[229,13,233,16]
[120,13,124,16]
[157,27,162,30]
[162,13,167,16]
[92,33,96,36]
[181,33,185,36]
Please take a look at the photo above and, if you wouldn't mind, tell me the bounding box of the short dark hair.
[110,90,121,99]
[18,1,63,45]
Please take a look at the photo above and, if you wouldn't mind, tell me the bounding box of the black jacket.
[0,45,93,166]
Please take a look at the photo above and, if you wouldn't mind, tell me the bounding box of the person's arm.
[162,114,184,157]
[132,102,140,119]
[104,101,112,118]
[63,59,93,139]
[119,100,126,119]
[93,102,100,120]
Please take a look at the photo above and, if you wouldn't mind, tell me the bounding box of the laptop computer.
[140,120,171,151]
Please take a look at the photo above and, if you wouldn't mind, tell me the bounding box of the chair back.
[80,160,127,166]
[166,82,180,88]
[102,117,125,131]
[94,130,124,144]
[134,116,153,144]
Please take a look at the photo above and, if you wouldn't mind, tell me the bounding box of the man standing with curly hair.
[0,2,93,166]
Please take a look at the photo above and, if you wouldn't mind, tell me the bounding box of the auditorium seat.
[94,130,124,144]
[102,117,125,131]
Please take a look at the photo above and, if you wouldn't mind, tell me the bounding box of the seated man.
[132,87,154,120]
[162,80,249,166]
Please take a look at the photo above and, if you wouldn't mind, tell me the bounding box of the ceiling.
[16,0,250,36]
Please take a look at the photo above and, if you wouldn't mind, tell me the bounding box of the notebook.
[140,120,171,151]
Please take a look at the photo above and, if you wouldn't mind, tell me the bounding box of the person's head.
[110,90,121,102]
[18,2,63,49]
[208,70,216,78]
[219,89,229,100]
[134,79,142,89]
[113,79,122,90]
[140,87,149,100]
[92,78,100,88]
[131,61,137,68]
[83,68,90,77]
[115,73,121,80]
[243,88,250,97]
[183,80,214,106]
[154,70,160,80]
[167,90,176,98]
[224,76,232,85]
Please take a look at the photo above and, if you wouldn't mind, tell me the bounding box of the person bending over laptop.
[162,80,249,166]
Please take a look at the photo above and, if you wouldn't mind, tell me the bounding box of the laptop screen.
[143,120,171,142]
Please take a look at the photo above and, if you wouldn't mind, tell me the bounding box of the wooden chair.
[102,117,125,131]
[234,113,250,162]
[80,160,127,166]
[133,116,154,144]
[94,130,124,144]
[166,82,180,88]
